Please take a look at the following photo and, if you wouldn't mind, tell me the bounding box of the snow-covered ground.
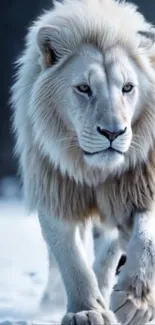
[0,198,65,324]
[0,176,92,324]
[0,180,154,325]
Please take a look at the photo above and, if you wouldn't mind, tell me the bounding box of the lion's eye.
[76,84,92,95]
[122,83,134,94]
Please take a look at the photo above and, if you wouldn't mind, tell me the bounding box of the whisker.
[82,140,105,146]
[130,145,142,152]
[62,144,79,150]
[59,137,78,143]
[131,141,143,150]
[82,131,100,141]
[132,134,142,140]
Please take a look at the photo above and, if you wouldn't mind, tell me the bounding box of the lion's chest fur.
[53,151,155,230]
[29,150,155,230]
[95,155,155,233]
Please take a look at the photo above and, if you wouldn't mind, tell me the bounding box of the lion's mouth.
[83,147,123,156]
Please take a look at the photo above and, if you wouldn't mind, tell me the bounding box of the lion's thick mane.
[11,0,155,220]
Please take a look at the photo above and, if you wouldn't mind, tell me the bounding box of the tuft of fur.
[11,0,155,222]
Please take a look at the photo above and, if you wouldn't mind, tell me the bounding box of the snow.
[0,197,154,325]
[0,198,64,323]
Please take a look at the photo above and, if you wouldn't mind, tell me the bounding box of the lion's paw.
[111,288,155,325]
[61,310,118,325]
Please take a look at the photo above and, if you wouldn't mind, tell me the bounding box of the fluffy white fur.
[11,0,155,324]
[12,0,155,195]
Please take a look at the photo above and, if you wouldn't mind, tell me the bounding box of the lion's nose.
[96,126,127,141]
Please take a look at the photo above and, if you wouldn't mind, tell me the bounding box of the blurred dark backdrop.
[1,0,155,179]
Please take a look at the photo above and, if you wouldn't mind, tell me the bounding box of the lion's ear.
[37,25,65,67]
[138,29,155,50]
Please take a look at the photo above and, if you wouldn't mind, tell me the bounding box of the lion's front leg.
[111,211,155,324]
[93,227,122,306]
[38,212,117,325]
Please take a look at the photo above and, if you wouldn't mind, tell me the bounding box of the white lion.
[11,0,155,323]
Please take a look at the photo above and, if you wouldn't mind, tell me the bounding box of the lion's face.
[31,25,153,175]
[66,45,140,169]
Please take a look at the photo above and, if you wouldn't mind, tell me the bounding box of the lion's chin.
[83,148,125,170]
